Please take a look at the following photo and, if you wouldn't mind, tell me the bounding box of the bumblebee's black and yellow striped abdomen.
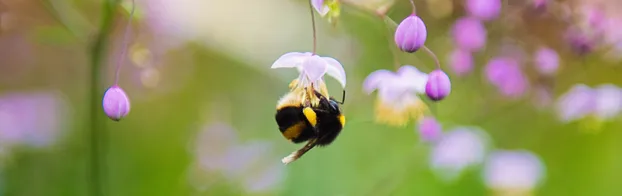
[275,90,346,146]
[275,106,316,143]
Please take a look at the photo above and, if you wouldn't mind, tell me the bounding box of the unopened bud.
[534,47,559,76]
[102,85,130,121]
[425,70,452,101]
[394,15,427,53]
[417,117,442,142]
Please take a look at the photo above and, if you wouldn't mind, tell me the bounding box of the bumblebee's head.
[328,99,341,113]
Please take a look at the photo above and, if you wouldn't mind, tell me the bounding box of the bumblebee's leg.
[313,90,331,107]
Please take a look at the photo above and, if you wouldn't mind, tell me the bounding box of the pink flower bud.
[465,0,501,21]
[448,48,474,76]
[534,47,559,76]
[102,85,131,121]
[451,17,487,52]
[394,15,427,53]
[425,70,452,101]
[417,117,442,142]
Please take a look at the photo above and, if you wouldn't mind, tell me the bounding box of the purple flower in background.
[533,84,554,108]
[0,91,68,148]
[194,122,239,171]
[555,84,595,122]
[565,29,594,55]
[465,0,501,21]
[448,49,474,76]
[425,69,452,101]
[485,57,528,98]
[191,122,285,193]
[531,0,549,13]
[271,52,347,90]
[483,150,545,192]
[102,85,131,121]
[534,47,560,76]
[431,126,490,181]
[363,65,429,126]
[581,5,606,31]
[394,15,427,53]
[311,0,329,16]
[452,17,487,52]
[417,117,442,142]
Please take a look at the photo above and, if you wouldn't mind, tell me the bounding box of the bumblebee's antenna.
[338,90,346,105]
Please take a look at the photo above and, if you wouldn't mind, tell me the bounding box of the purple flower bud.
[425,70,451,101]
[448,49,473,76]
[394,15,427,53]
[452,17,487,52]
[465,0,501,21]
[565,29,594,55]
[485,57,528,98]
[102,85,131,121]
[531,0,548,13]
[417,117,442,142]
[534,47,559,76]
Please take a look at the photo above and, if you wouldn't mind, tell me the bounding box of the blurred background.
[0,0,622,195]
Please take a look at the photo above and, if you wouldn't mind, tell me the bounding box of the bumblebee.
[275,89,345,146]
[274,79,346,164]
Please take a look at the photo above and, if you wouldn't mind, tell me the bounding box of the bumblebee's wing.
[276,106,316,144]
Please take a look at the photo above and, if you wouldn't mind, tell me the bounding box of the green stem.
[89,0,120,195]
[308,0,318,54]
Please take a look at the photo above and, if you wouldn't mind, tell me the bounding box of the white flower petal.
[311,0,330,16]
[483,150,545,190]
[362,69,394,94]
[555,84,595,122]
[322,57,347,88]
[594,84,622,120]
[270,52,311,69]
[397,65,429,93]
[301,55,328,83]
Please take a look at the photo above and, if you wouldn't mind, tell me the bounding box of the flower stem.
[421,46,441,70]
[408,0,416,15]
[308,0,318,54]
[89,0,120,195]
[114,0,135,85]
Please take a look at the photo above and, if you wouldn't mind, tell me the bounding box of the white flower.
[271,52,346,96]
[483,150,545,192]
[363,65,428,126]
[555,84,595,122]
[556,83,622,122]
[593,84,622,119]
[430,126,490,181]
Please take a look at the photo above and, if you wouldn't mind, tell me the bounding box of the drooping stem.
[408,0,417,14]
[421,46,441,69]
[89,0,120,195]
[114,0,135,85]
[308,0,318,54]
